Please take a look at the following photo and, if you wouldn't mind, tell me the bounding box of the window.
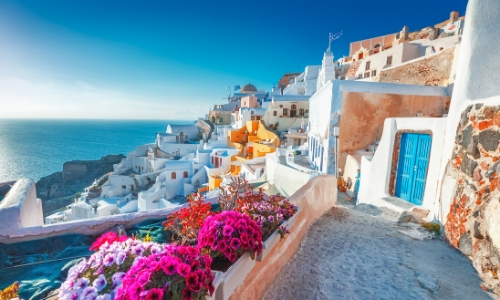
[358,74,363,79]
[291,104,297,109]
[299,109,305,116]
[386,56,393,65]
[371,70,377,77]
[176,136,179,141]
[183,171,188,178]
[251,110,254,115]
[283,108,288,116]
[122,185,126,189]
[273,111,277,116]
[219,117,223,123]
[306,109,309,113]
[194,169,198,173]
[364,72,370,78]
[171,172,176,179]
[365,61,371,71]
[185,135,188,140]
[220,158,223,165]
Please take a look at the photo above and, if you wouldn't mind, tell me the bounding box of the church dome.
[240,83,257,93]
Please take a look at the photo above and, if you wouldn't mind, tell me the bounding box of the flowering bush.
[163,193,215,245]
[236,195,297,240]
[115,245,214,300]
[217,177,254,211]
[198,211,262,262]
[59,237,166,299]
[90,231,128,251]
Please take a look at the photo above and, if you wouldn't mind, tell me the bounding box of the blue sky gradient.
[0,0,468,120]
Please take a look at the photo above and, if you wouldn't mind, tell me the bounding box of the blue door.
[395,133,432,205]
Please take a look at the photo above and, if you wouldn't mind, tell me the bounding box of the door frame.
[389,130,433,199]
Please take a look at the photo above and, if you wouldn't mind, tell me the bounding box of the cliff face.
[36,154,124,215]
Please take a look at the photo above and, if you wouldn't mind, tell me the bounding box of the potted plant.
[198,211,262,300]
[236,195,299,261]
[163,193,216,245]
[59,235,167,299]
[337,177,348,192]
[115,244,215,300]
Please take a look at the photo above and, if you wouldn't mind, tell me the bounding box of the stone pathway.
[262,200,496,300]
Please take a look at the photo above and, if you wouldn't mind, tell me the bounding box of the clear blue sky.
[0,0,468,120]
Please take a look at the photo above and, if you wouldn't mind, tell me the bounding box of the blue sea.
[0,119,195,182]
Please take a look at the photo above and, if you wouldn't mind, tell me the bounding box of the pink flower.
[176,263,191,277]
[185,272,200,291]
[222,225,234,236]
[162,257,179,275]
[137,271,151,287]
[145,288,164,300]
[230,238,241,250]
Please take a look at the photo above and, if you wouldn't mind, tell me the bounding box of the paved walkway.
[262,197,496,300]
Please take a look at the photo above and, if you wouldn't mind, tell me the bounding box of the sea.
[0,119,195,183]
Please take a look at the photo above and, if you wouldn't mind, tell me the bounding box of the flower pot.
[214,252,256,300]
[256,206,302,262]
[206,271,224,300]
[338,187,347,192]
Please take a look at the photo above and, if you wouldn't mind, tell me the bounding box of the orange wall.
[338,91,450,167]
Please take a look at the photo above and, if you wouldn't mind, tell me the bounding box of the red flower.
[145,288,164,300]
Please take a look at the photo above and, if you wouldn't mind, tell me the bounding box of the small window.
[371,70,377,77]
[306,109,309,113]
[283,108,288,116]
[291,104,297,110]
[219,117,223,123]
[219,158,223,165]
[251,110,254,115]
[386,56,393,65]
[176,136,179,141]
[273,111,277,116]
[194,168,198,173]
[364,72,370,78]
[183,171,188,178]
[122,185,126,189]
[185,135,188,140]
[171,172,176,179]
[358,74,363,79]
[299,109,305,116]
[365,61,371,71]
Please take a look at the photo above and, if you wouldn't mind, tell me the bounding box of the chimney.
[450,11,459,22]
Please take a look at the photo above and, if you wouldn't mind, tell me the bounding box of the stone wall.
[345,60,361,77]
[443,104,500,294]
[379,47,455,86]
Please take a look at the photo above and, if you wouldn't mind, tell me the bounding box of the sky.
[0,0,468,120]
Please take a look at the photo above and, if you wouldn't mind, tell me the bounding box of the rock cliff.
[36,154,125,216]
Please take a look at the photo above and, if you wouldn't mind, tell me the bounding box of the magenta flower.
[176,263,191,277]
[230,238,241,250]
[222,225,234,236]
[145,288,164,300]
[137,271,151,287]
[162,258,178,275]
[185,272,199,291]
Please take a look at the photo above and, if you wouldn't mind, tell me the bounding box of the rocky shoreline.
[36,154,125,216]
